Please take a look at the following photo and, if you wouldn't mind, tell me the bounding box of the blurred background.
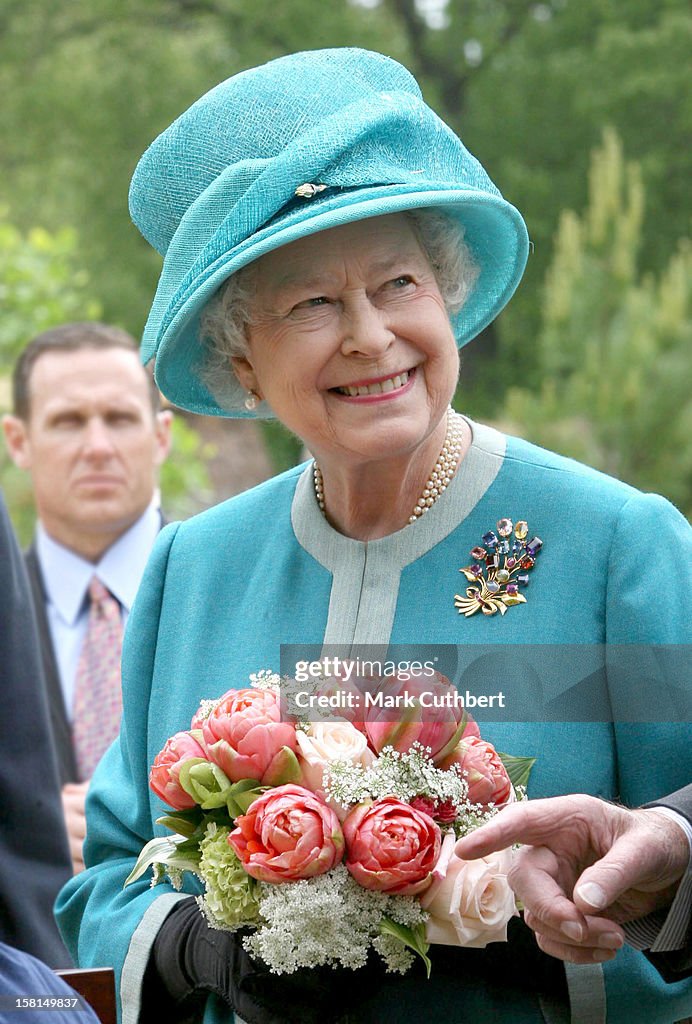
[1,0,690,540]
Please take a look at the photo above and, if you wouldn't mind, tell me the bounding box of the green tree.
[502,129,692,516]
[0,216,102,371]
[0,0,401,337]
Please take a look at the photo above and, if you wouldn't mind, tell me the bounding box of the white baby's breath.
[371,934,415,974]
[326,743,467,809]
[193,698,220,722]
[248,669,282,691]
[242,865,427,975]
[166,867,184,891]
[149,862,165,888]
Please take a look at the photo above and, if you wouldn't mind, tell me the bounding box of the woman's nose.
[339,296,395,357]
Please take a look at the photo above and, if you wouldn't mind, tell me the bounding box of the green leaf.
[497,753,536,790]
[155,808,205,838]
[177,758,214,801]
[225,779,268,817]
[261,746,303,788]
[379,918,432,979]
[124,835,201,887]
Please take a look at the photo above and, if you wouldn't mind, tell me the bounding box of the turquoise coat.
[56,423,692,1023]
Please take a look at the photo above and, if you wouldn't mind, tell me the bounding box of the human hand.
[455,794,689,964]
[61,781,90,874]
[151,897,385,1024]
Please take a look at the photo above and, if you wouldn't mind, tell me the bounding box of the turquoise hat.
[130,47,529,418]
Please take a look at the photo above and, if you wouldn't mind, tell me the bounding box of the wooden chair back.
[55,967,116,1024]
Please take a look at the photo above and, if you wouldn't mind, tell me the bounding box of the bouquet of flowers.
[127,669,534,977]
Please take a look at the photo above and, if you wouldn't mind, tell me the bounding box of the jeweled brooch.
[454,518,543,617]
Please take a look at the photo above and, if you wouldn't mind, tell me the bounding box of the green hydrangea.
[196,823,261,930]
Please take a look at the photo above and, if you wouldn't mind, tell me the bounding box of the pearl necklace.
[312,408,465,527]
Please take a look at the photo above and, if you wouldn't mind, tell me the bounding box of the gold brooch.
[455,518,543,617]
[294,183,328,198]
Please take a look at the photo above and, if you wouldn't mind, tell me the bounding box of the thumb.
[573,832,643,912]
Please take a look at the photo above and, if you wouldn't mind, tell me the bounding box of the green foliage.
[0,448,35,547]
[259,421,304,474]
[459,1,692,358]
[0,215,102,372]
[160,414,217,521]
[0,0,402,338]
[502,129,692,516]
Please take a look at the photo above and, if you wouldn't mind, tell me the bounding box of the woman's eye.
[292,296,330,311]
[389,275,414,289]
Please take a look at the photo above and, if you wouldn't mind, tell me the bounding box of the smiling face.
[232,214,460,473]
[3,346,172,560]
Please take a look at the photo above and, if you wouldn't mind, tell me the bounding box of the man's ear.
[2,415,32,470]
[153,409,174,467]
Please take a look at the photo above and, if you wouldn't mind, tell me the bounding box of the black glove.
[142,897,383,1024]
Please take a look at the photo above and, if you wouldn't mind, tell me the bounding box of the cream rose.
[421,832,517,947]
[296,721,375,819]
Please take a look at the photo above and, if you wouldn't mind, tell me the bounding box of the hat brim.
[151,184,529,418]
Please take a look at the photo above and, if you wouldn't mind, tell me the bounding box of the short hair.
[199,208,479,411]
[11,322,161,419]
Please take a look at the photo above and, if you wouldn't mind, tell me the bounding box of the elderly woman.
[57,49,691,1024]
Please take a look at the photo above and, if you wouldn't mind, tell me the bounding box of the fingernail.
[575,882,607,910]
[599,932,624,950]
[561,922,584,942]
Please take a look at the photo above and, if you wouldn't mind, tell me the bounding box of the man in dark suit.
[0,489,72,966]
[2,323,172,873]
[456,787,692,981]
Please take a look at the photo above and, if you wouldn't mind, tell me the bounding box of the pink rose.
[437,736,512,808]
[149,730,208,810]
[202,688,299,785]
[364,671,477,762]
[422,832,517,947]
[343,796,441,896]
[228,784,344,883]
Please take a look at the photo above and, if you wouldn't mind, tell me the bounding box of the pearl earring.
[244,391,259,411]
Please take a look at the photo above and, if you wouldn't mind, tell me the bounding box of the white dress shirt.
[35,500,161,721]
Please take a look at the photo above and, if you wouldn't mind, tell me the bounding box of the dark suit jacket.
[24,547,78,786]
[0,494,72,966]
[646,784,692,981]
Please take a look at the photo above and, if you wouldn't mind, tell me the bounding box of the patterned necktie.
[72,577,124,781]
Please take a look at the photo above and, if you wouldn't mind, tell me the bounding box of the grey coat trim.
[120,892,189,1024]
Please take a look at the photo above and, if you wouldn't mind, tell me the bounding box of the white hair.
[199,208,479,409]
